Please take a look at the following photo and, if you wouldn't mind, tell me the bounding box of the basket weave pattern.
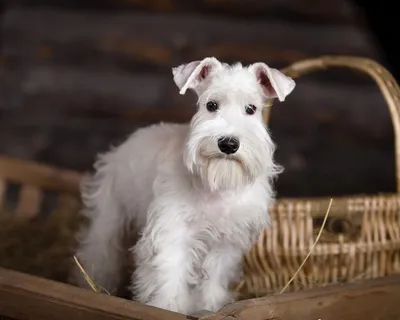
[238,56,400,298]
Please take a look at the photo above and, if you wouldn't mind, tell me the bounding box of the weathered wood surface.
[0,8,380,70]
[0,155,81,195]
[0,58,395,196]
[0,5,394,198]
[1,265,400,320]
[0,62,377,112]
[7,0,359,23]
[201,274,400,320]
[0,267,194,320]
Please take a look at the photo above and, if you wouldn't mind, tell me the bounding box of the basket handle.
[263,55,400,192]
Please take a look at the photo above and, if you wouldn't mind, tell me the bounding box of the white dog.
[72,57,295,314]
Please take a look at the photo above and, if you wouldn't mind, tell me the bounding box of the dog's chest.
[188,190,246,238]
[203,192,233,214]
[199,191,236,219]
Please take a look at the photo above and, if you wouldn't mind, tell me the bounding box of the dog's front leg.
[131,208,194,314]
[199,242,243,312]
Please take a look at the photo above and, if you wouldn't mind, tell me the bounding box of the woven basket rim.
[276,192,400,200]
[263,55,400,194]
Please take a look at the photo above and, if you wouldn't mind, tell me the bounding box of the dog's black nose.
[218,136,240,155]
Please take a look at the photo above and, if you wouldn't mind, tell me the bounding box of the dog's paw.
[147,294,193,314]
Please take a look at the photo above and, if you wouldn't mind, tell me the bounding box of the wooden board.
[0,62,384,115]
[0,155,81,195]
[7,0,360,23]
[201,274,400,320]
[0,7,381,71]
[0,266,399,320]
[0,267,195,320]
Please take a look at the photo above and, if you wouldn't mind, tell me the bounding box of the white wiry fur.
[72,57,295,314]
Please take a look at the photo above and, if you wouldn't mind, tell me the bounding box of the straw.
[279,198,333,294]
[73,255,111,295]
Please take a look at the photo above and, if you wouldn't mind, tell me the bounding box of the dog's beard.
[184,119,278,191]
[201,156,252,191]
[185,145,259,191]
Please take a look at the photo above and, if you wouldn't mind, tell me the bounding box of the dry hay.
[0,200,83,284]
[279,198,333,294]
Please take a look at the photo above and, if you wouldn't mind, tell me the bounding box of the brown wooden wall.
[0,1,396,197]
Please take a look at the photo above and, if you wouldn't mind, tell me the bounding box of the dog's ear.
[172,57,222,95]
[249,63,295,102]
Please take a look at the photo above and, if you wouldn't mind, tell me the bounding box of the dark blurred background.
[0,0,398,198]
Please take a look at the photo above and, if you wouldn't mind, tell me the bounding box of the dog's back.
[72,122,189,294]
[106,122,189,228]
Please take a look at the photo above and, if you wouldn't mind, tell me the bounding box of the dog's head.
[172,57,295,191]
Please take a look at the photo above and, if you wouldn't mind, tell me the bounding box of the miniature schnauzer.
[72,57,295,314]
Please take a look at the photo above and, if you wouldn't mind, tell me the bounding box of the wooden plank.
[7,0,359,23]
[0,63,387,119]
[196,0,357,23]
[0,62,383,114]
[0,64,174,112]
[0,179,5,211]
[1,266,399,320]
[201,274,400,320]
[0,8,381,70]
[0,156,82,195]
[0,267,195,320]
[43,106,195,124]
[14,185,43,219]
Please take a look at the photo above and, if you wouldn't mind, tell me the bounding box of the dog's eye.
[245,104,257,115]
[206,101,219,112]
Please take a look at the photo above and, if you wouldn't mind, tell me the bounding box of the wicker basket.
[0,55,399,303]
[236,55,400,299]
[0,155,83,283]
[0,155,81,218]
